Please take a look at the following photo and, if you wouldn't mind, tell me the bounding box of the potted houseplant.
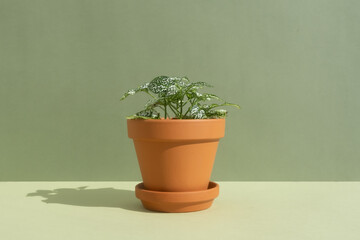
[120,76,240,213]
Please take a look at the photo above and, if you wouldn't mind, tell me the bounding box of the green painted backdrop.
[1,0,359,181]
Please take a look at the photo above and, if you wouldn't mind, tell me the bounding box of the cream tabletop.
[1,182,359,240]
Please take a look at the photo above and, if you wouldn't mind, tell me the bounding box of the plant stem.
[146,91,156,99]
[183,107,191,117]
[180,100,183,119]
[183,98,194,117]
[168,103,180,118]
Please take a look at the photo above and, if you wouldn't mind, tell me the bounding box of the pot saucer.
[135,181,219,213]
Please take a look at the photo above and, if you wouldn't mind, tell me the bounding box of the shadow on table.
[27,186,150,213]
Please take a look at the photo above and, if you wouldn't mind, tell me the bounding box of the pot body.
[127,119,225,192]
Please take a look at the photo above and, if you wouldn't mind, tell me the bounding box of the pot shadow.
[27,186,151,213]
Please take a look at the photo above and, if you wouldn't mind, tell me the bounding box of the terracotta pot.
[128,119,225,191]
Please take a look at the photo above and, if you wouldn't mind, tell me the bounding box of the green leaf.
[178,77,190,87]
[222,102,241,109]
[148,76,178,97]
[203,93,222,101]
[127,109,160,119]
[203,102,240,109]
[206,109,228,118]
[193,93,223,102]
[184,82,214,104]
[190,105,207,119]
[186,81,213,90]
[120,82,150,101]
[126,115,155,120]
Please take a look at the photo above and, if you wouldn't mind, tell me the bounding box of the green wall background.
[1,0,359,181]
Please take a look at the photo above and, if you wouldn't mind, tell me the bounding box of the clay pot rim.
[128,118,225,122]
[135,181,219,203]
[128,118,225,140]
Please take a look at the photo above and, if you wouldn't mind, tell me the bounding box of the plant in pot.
[120,76,240,213]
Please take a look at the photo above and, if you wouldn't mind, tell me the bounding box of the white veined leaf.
[190,105,207,119]
[120,82,150,101]
[126,109,160,119]
[148,76,180,96]
[186,81,213,90]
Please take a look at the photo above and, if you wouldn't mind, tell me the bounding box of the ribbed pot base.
[135,181,219,213]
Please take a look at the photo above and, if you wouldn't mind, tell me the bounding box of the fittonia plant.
[120,76,240,119]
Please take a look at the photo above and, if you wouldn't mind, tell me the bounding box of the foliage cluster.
[120,76,240,119]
